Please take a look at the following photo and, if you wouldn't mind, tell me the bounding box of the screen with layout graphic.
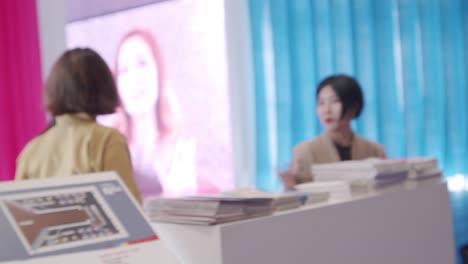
[0,172,160,262]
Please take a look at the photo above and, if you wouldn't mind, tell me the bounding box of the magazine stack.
[145,196,274,225]
[311,158,410,189]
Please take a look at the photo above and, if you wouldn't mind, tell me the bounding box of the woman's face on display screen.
[316,85,347,132]
[117,35,159,116]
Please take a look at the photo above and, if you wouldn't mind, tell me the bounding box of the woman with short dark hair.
[282,74,385,189]
[15,48,141,203]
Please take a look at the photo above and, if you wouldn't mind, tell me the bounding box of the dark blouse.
[334,142,351,161]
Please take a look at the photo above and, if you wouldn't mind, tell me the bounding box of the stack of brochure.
[221,188,324,211]
[144,196,274,225]
[311,158,410,190]
[295,181,351,203]
[405,157,442,180]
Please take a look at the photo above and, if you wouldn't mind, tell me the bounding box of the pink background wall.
[0,0,46,181]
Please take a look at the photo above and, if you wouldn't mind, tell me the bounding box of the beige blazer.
[15,113,141,203]
[291,133,386,184]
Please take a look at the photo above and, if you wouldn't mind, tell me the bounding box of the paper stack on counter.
[221,188,323,211]
[295,181,350,203]
[405,157,442,180]
[144,196,274,225]
[310,158,411,193]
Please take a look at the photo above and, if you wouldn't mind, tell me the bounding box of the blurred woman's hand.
[280,169,296,190]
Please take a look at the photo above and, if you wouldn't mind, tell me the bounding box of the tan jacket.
[15,113,141,203]
[291,133,386,184]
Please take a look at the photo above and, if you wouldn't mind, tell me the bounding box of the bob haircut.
[45,48,119,116]
[316,74,364,119]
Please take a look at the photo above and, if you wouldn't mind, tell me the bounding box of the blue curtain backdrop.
[249,1,468,261]
[249,0,468,191]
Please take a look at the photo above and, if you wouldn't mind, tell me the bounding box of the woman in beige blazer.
[282,74,385,189]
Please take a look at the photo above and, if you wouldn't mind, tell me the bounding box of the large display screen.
[66,0,234,201]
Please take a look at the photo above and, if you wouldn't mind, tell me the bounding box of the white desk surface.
[153,179,455,264]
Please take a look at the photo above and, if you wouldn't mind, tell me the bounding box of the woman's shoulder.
[91,123,127,144]
[354,134,386,157]
[293,133,328,150]
[354,134,384,149]
[291,134,333,162]
[17,132,48,162]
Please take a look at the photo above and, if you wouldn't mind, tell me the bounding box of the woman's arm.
[15,154,28,180]
[15,142,34,180]
[282,143,314,189]
[102,132,142,204]
[376,144,386,158]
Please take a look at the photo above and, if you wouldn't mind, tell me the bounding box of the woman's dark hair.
[45,48,119,116]
[316,74,364,119]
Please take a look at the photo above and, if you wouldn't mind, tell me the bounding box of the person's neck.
[327,125,354,147]
[129,112,158,147]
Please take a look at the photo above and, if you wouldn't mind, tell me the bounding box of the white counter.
[152,179,455,264]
